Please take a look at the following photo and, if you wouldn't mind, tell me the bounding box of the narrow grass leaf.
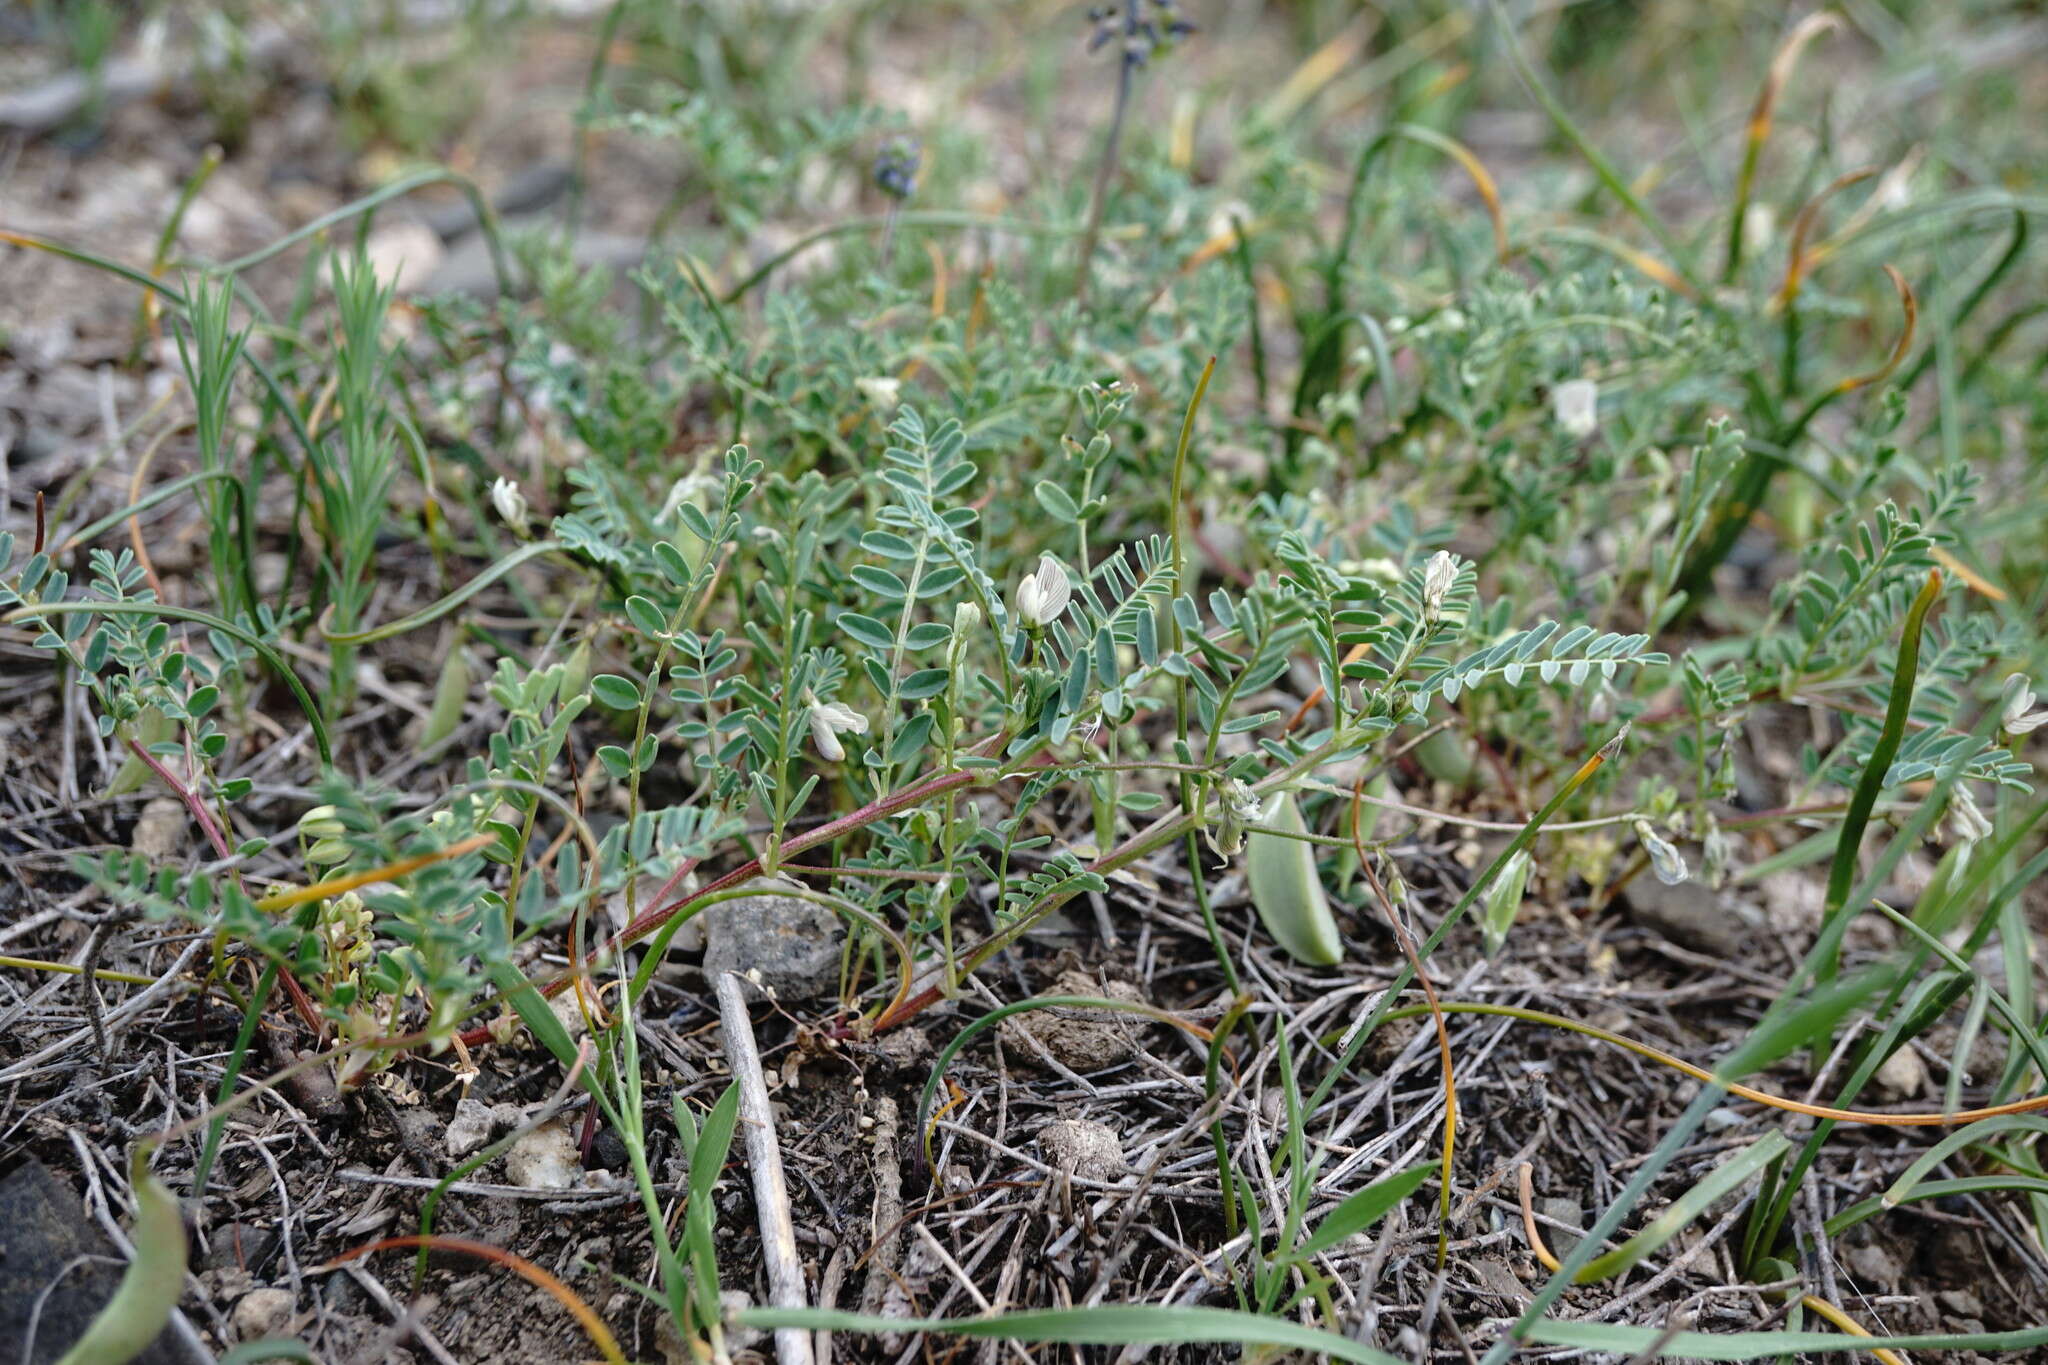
[737,1305,1409,1365]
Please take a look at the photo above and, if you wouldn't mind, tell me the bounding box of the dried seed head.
[873,137,921,201]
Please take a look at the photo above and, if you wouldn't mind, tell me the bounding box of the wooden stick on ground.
[715,972,815,1365]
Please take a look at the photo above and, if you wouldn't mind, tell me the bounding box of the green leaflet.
[1247,791,1343,965]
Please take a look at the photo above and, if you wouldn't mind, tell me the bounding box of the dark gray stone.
[0,1159,183,1365]
[1620,877,1761,957]
[700,888,843,1001]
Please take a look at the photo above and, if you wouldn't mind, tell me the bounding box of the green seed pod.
[419,646,471,751]
[1247,791,1344,966]
[104,706,174,798]
[1412,727,1480,787]
[559,637,592,702]
[1480,849,1531,957]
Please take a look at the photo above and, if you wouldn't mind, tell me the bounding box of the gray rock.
[421,161,572,239]
[1037,1118,1127,1181]
[1538,1196,1585,1258]
[1620,878,1763,957]
[231,1287,298,1342]
[422,214,650,300]
[1845,1241,1903,1288]
[445,1097,522,1158]
[0,1160,183,1364]
[701,888,843,1001]
[503,1117,581,1191]
[999,971,1148,1072]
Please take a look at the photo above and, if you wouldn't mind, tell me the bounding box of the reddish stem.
[123,736,326,1037]
[456,761,999,1048]
[124,736,233,859]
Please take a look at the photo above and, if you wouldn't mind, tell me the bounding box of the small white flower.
[1633,818,1689,886]
[854,376,902,410]
[490,477,529,535]
[806,695,869,762]
[2002,674,2048,734]
[953,601,982,636]
[1206,779,1266,859]
[1014,555,1072,628]
[1741,203,1776,255]
[1552,378,1599,438]
[1948,785,1993,845]
[1223,779,1264,824]
[1420,550,1460,624]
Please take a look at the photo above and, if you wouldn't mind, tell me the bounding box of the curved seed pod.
[1412,727,1480,787]
[558,638,592,703]
[418,646,471,752]
[104,706,174,798]
[58,1146,186,1365]
[1247,792,1344,966]
[1481,849,1531,957]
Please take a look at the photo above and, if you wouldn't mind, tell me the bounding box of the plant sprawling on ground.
[3,1,2048,1361]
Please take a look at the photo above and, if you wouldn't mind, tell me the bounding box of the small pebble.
[503,1117,581,1191]
[231,1287,296,1342]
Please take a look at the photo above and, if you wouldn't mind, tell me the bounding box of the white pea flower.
[1207,778,1267,859]
[1552,378,1599,438]
[1420,550,1460,624]
[489,477,529,535]
[953,601,982,636]
[1633,818,1689,886]
[1014,555,1072,628]
[854,376,902,410]
[2001,674,2048,734]
[1948,785,1993,846]
[805,694,869,762]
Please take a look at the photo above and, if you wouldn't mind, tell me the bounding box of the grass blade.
[737,1305,1410,1365]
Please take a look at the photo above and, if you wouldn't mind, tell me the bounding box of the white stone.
[502,1117,582,1190]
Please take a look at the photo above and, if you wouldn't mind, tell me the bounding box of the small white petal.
[805,698,867,761]
[1018,556,1071,627]
[854,376,901,410]
[1552,379,1599,438]
[1421,551,1460,622]
[1634,819,1689,886]
[808,711,846,761]
[1949,786,1993,844]
[818,701,868,735]
[2003,674,2042,731]
[489,477,529,534]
